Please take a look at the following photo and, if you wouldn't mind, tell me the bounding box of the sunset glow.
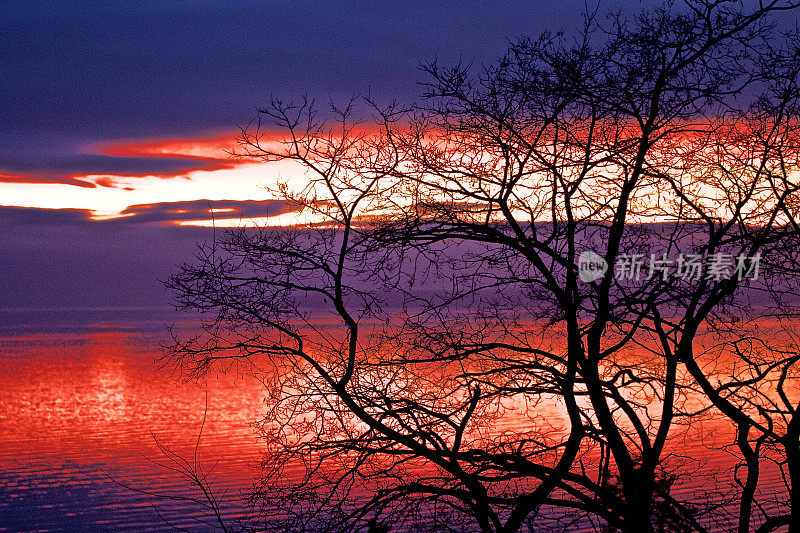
[4,2,800,532]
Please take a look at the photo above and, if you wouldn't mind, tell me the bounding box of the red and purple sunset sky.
[1,2,598,309]
[3,1,795,309]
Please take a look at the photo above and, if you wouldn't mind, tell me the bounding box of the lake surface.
[0,308,266,532]
[0,308,791,532]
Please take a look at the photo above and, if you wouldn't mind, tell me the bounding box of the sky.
[1,0,763,311]
[2,1,605,198]
[4,0,628,310]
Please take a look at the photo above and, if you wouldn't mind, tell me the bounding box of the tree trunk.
[621,470,654,533]
[786,419,800,533]
[737,423,759,533]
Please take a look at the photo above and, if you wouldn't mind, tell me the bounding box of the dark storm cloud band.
[0,200,298,226]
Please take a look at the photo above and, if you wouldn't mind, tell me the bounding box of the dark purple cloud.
[0,200,297,227]
[118,199,297,224]
[0,206,95,226]
[0,152,230,182]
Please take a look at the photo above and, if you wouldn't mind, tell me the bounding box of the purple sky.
[2,1,623,310]
[4,0,784,311]
[2,1,609,181]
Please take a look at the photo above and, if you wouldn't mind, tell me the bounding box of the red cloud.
[0,125,394,188]
[0,130,279,188]
[96,132,245,176]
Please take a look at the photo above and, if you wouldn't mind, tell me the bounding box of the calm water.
[0,308,791,532]
[0,308,266,532]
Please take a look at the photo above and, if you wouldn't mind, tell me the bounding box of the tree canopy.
[168,1,800,531]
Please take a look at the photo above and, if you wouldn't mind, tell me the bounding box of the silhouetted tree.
[168,1,800,531]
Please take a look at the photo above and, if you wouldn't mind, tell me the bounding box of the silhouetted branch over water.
[168,1,800,531]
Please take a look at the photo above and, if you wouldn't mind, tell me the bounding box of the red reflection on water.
[0,320,794,531]
[0,325,266,531]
